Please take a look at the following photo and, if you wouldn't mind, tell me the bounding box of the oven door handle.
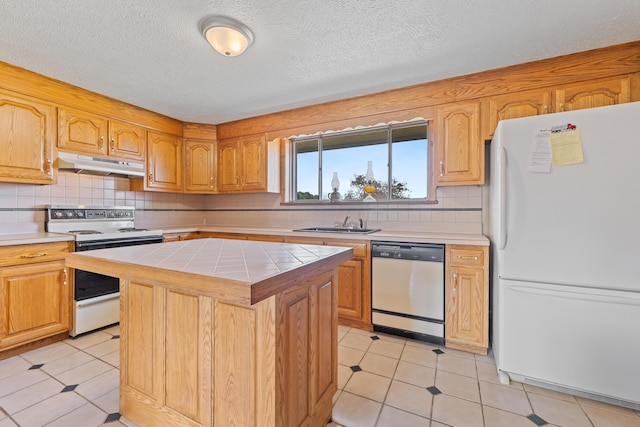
[77,292,120,308]
[76,237,162,250]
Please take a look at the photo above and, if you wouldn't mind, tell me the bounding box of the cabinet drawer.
[0,242,71,267]
[448,246,485,267]
[324,240,368,258]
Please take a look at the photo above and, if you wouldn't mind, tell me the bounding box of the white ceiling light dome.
[199,15,254,57]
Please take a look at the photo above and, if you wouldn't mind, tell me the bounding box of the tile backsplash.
[0,172,483,235]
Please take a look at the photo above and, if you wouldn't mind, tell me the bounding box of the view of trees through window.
[293,122,429,201]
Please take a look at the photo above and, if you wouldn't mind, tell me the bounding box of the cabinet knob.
[457,255,478,261]
[45,158,52,174]
[99,136,104,149]
[149,173,154,183]
[110,138,115,150]
[452,271,457,292]
[21,253,46,259]
[439,161,444,177]
[63,268,68,286]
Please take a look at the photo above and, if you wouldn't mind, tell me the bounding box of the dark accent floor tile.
[427,386,441,395]
[105,413,121,423]
[350,365,362,373]
[370,335,380,340]
[527,414,548,426]
[29,364,44,370]
[433,349,444,355]
[61,384,78,393]
[111,335,120,339]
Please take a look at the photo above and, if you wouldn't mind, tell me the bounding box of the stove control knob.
[53,211,63,218]
[76,211,84,218]
[65,211,74,218]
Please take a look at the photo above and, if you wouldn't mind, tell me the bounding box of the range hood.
[57,152,145,177]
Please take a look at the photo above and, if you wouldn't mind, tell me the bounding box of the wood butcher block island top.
[66,239,353,427]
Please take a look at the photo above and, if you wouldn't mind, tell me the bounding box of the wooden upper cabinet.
[108,119,145,160]
[185,139,216,193]
[58,107,108,155]
[0,89,56,184]
[217,134,279,193]
[483,89,552,140]
[132,131,183,192]
[434,101,483,186]
[59,108,145,161]
[554,76,631,112]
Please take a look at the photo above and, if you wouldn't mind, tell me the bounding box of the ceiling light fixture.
[199,16,254,57]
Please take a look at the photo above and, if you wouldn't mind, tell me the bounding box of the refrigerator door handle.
[509,283,640,307]
[498,146,507,249]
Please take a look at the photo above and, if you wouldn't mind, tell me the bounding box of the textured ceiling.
[0,1,639,124]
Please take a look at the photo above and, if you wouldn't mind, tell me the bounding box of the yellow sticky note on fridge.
[550,129,584,166]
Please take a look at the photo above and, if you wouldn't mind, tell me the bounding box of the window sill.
[280,199,439,206]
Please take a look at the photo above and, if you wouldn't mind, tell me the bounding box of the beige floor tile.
[436,353,477,378]
[0,377,61,414]
[483,406,543,427]
[100,349,120,368]
[359,352,398,378]
[75,368,119,401]
[40,350,95,376]
[372,332,406,345]
[337,326,350,342]
[400,344,438,368]
[524,383,577,402]
[479,380,531,415]
[343,371,391,403]
[102,325,120,336]
[64,331,113,350]
[339,332,374,351]
[582,405,640,427]
[474,349,494,364]
[332,392,382,427]
[83,338,120,358]
[0,419,18,427]
[12,391,86,426]
[347,328,373,337]
[384,380,432,418]
[442,347,475,360]
[337,364,353,390]
[54,359,113,386]
[367,339,404,359]
[577,396,640,417]
[0,356,30,381]
[0,368,50,398]
[44,402,108,427]
[19,341,79,365]
[338,345,365,367]
[436,370,480,403]
[528,392,593,427]
[432,394,483,427]
[403,339,439,350]
[376,405,430,427]
[393,360,435,388]
[93,387,120,414]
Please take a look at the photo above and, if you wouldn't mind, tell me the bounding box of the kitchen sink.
[293,227,380,234]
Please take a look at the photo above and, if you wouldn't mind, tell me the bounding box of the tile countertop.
[0,232,74,246]
[66,238,353,305]
[163,225,490,246]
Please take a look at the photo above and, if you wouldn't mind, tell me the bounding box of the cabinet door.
[0,90,56,184]
[434,101,483,186]
[146,131,183,192]
[109,120,145,160]
[185,139,216,193]
[484,89,551,140]
[0,261,70,350]
[217,138,240,192]
[58,107,108,155]
[239,135,267,191]
[554,76,631,112]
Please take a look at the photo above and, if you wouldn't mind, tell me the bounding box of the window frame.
[288,120,436,204]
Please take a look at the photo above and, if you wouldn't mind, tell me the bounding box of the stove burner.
[68,230,103,235]
[119,228,149,232]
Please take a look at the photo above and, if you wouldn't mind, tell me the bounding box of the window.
[292,122,430,202]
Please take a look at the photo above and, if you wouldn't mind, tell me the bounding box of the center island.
[65,238,353,427]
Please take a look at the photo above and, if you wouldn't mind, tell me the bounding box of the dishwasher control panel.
[371,241,444,262]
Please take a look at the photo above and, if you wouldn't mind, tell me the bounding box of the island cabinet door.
[276,270,338,427]
[119,280,213,427]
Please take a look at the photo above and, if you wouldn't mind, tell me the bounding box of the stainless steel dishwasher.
[371,241,445,345]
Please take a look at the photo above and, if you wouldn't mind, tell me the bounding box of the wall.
[0,173,482,234]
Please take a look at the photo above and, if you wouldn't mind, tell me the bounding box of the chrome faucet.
[342,215,350,227]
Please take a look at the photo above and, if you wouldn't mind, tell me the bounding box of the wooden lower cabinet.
[119,267,338,426]
[445,245,489,355]
[0,242,72,356]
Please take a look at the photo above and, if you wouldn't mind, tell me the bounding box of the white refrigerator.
[488,102,640,408]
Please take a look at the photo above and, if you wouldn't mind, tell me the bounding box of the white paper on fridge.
[550,128,584,166]
[528,132,552,173]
